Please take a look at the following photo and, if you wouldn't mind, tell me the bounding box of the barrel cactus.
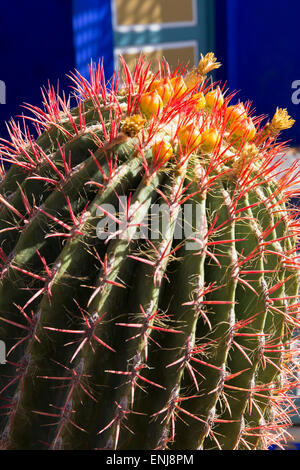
[0,54,299,450]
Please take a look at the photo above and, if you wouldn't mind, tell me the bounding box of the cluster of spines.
[0,54,299,450]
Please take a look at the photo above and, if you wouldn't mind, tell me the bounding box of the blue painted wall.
[0,1,75,139]
[216,0,300,145]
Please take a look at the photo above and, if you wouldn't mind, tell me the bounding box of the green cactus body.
[0,55,299,450]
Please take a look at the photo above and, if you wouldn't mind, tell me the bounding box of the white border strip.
[111,0,197,32]
[114,40,198,70]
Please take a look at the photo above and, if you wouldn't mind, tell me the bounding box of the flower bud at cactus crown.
[140,89,163,119]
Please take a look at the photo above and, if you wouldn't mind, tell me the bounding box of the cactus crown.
[0,54,299,451]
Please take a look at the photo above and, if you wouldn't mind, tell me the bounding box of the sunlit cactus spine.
[0,53,299,450]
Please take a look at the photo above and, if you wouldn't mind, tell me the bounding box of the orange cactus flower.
[205,87,224,111]
[170,76,187,99]
[229,117,257,143]
[140,90,163,119]
[191,92,206,111]
[152,140,173,164]
[149,78,174,105]
[226,103,248,127]
[178,124,202,152]
[200,128,221,153]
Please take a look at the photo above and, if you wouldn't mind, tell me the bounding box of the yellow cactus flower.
[264,107,295,137]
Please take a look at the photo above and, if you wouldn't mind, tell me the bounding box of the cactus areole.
[0,54,299,450]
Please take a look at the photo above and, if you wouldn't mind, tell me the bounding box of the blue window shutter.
[72,0,114,80]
